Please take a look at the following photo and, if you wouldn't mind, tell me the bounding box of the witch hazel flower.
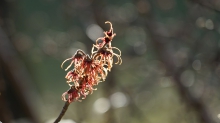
[61,21,122,103]
[91,45,122,71]
[95,21,116,48]
[61,49,86,71]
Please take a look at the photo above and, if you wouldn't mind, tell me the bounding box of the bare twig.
[54,101,70,123]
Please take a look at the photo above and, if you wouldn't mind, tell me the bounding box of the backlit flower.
[92,45,122,71]
[61,21,122,103]
[95,21,116,48]
[62,86,80,102]
[61,49,86,71]
[65,70,81,87]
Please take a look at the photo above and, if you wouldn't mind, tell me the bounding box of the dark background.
[0,0,220,123]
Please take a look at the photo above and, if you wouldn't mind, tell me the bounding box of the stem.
[54,101,70,123]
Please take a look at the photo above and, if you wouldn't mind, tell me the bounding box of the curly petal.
[61,57,72,69]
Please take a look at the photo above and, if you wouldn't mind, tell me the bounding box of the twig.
[54,101,70,123]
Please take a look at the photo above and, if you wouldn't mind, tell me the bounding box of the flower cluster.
[61,21,122,103]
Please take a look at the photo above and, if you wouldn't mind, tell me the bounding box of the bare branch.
[54,101,70,123]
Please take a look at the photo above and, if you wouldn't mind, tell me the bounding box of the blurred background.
[1,0,220,123]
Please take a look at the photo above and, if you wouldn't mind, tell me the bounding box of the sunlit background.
[1,0,220,123]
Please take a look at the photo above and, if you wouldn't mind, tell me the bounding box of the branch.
[54,101,70,123]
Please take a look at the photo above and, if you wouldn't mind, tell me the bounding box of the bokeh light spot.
[192,60,201,71]
[110,92,128,108]
[86,24,103,42]
[196,17,205,28]
[181,70,195,87]
[93,98,110,114]
[205,19,214,30]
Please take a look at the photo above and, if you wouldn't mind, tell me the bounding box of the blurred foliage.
[3,0,220,123]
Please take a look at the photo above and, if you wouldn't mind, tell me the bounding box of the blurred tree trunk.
[133,0,216,123]
[0,0,38,122]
